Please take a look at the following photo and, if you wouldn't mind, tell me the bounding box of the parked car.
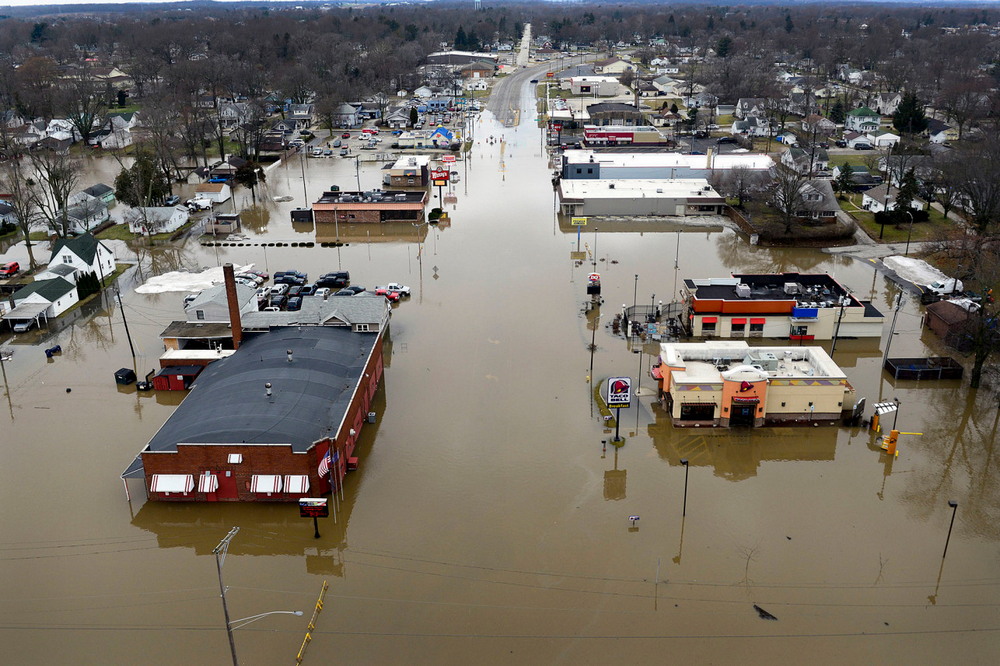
[286,296,303,311]
[186,198,212,211]
[340,148,350,157]
[235,272,264,286]
[270,294,288,310]
[320,270,350,280]
[322,149,333,157]
[311,148,324,157]
[235,277,258,289]
[270,283,290,296]
[333,289,355,296]
[247,270,269,280]
[12,320,34,333]
[287,285,304,298]
[375,282,411,297]
[275,274,306,286]
[314,287,332,298]
[300,284,316,296]
[853,143,872,151]
[340,285,366,294]
[316,276,348,288]
[164,195,181,206]
[255,287,269,303]
[835,139,847,147]
[341,132,351,139]
[0,261,20,277]
[716,136,738,144]
[333,139,342,148]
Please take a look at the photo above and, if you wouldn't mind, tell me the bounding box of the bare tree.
[0,134,43,268]
[767,167,809,234]
[29,149,80,238]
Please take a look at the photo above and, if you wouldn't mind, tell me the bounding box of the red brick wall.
[142,329,386,502]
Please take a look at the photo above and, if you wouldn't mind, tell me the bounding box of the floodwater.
[2,94,999,664]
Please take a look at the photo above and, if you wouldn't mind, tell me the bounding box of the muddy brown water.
[1,111,999,664]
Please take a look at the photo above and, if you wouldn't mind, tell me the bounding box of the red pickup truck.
[0,261,19,277]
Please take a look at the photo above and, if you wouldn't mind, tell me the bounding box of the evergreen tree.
[892,92,928,134]
[834,167,855,198]
[716,36,733,58]
[893,168,920,220]
[114,150,170,208]
[829,98,847,124]
[455,26,468,50]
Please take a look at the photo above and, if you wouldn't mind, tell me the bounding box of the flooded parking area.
[1,107,999,664]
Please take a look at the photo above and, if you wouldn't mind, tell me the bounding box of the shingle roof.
[12,277,75,302]
[50,232,105,265]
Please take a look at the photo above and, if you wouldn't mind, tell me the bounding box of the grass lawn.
[829,154,879,169]
[96,223,138,241]
[839,193,955,244]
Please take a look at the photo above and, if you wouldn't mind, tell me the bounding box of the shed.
[151,365,204,391]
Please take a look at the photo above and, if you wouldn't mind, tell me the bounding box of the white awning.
[227,453,243,464]
[283,475,309,494]
[198,473,219,493]
[250,474,282,494]
[151,474,194,494]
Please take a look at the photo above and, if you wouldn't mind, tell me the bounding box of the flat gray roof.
[242,292,388,329]
[124,326,379,477]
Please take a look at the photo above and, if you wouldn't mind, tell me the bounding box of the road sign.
[571,216,587,226]
[546,72,554,78]
[553,123,563,131]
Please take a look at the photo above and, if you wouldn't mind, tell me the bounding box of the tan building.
[651,340,855,428]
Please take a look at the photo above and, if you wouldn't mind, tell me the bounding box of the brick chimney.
[222,263,243,350]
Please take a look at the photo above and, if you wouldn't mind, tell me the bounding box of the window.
[62,254,73,263]
[749,318,765,333]
[195,310,205,320]
[791,325,808,337]
[702,317,717,333]
[731,319,746,334]
[356,324,371,332]
[587,168,593,174]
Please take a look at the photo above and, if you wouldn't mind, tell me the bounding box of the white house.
[845,106,881,133]
[11,277,78,318]
[0,201,17,227]
[126,206,190,235]
[194,182,232,204]
[843,131,872,149]
[862,184,925,214]
[866,131,900,148]
[38,232,116,284]
[219,102,250,130]
[874,92,902,116]
[732,117,770,137]
[59,197,110,235]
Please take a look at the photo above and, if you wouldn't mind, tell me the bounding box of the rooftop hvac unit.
[784,282,800,295]
[735,283,751,298]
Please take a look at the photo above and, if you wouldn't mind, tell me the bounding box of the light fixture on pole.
[942,500,959,559]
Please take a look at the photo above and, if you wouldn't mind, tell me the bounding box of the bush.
[428,207,443,220]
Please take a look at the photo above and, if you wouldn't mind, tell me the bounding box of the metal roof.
[242,292,388,329]
[124,326,379,477]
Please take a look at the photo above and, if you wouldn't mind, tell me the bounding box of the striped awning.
[151,474,194,494]
[283,475,309,494]
[198,473,219,493]
[873,401,898,415]
[250,474,283,494]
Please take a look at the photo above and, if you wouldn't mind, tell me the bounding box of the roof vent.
[265,382,272,398]
[287,349,293,363]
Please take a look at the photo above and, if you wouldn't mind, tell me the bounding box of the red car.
[341,132,351,139]
[0,261,19,277]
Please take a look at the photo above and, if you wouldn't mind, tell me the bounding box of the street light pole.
[942,500,959,558]
[904,210,915,256]
[680,459,690,517]
[632,274,639,337]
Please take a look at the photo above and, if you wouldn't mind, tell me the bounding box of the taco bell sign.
[607,376,632,408]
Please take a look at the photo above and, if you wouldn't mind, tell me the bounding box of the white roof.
[562,149,774,171]
[560,179,722,200]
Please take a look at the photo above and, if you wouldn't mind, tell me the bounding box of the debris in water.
[754,604,778,621]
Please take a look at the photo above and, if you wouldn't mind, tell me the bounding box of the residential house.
[82,183,116,207]
[125,206,190,234]
[801,114,837,135]
[464,79,489,92]
[793,180,839,222]
[684,90,718,110]
[59,195,110,235]
[862,184,925,213]
[831,164,880,191]
[45,118,80,143]
[735,98,769,120]
[0,202,17,227]
[88,113,135,149]
[195,182,232,205]
[219,102,251,130]
[650,74,682,96]
[355,102,383,121]
[33,136,72,155]
[384,105,411,129]
[49,233,116,281]
[786,91,817,117]
[925,118,958,144]
[10,120,46,146]
[874,92,903,116]
[592,57,635,75]
[10,277,78,318]
[732,117,770,137]
[845,106,881,133]
[682,273,884,340]
[287,104,314,130]
[781,147,830,175]
[413,85,435,99]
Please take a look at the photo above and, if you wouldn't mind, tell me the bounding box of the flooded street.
[2,88,999,664]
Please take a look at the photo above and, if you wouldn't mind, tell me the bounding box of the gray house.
[184,283,258,323]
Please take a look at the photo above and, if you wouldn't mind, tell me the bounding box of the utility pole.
[882,292,904,367]
[116,290,136,359]
[213,527,241,666]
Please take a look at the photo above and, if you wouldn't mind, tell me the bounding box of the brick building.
[312,190,427,225]
[122,325,386,502]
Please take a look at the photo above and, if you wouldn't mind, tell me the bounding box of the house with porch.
[781,147,830,175]
[287,104,314,130]
[219,102,251,130]
[732,117,770,137]
[861,184,926,214]
[801,114,837,135]
[125,206,190,234]
[41,233,116,284]
[845,106,881,133]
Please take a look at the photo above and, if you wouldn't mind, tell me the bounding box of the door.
[216,470,239,500]
[730,402,756,427]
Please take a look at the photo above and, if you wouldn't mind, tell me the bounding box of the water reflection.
[315,221,431,244]
[647,409,839,481]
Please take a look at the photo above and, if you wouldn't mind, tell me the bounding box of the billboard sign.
[430,168,450,182]
[607,377,632,408]
[299,498,329,518]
